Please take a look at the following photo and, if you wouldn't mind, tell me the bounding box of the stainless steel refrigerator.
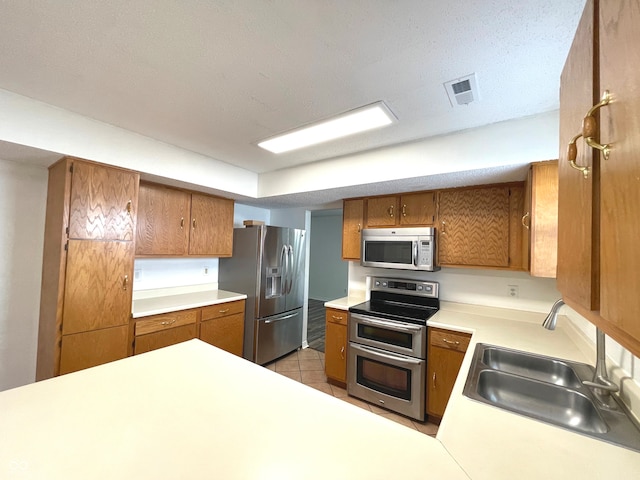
[219,225,306,365]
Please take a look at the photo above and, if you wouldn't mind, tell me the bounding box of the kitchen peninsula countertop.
[323,297,640,478]
[0,340,467,480]
[132,286,246,318]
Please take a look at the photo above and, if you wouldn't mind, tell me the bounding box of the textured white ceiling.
[0,0,585,176]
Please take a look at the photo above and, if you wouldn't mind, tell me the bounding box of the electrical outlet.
[203,266,210,276]
[508,285,519,298]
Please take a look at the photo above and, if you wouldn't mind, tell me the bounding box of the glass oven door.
[349,313,426,358]
[347,343,425,421]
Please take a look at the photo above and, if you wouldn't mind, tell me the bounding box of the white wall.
[0,159,47,391]
[309,213,348,301]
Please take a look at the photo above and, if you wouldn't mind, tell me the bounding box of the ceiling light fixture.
[257,101,396,154]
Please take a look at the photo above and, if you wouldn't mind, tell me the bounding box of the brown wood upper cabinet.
[523,161,558,278]
[438,186,516,268]
[342,199,364,260]
[366,195,399,227]
[136,183,234,257]
[558,0,640,356]
[399,192,436,226]
[37,157,138,380]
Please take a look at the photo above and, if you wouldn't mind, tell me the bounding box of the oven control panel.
[371,277,439,298]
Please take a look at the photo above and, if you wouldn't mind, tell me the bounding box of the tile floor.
[264,347,439,437]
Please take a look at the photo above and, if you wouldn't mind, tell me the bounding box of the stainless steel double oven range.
[348,277,439,421]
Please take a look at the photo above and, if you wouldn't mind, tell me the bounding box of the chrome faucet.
[542,299,565,330]
[583,328,619,409]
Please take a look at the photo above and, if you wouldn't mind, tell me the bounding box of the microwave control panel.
[417,239,433,268]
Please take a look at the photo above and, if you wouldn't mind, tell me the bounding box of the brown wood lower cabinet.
[324,307,348,386]
[133,309,198,355]
[59,325,130,375]
[199,300,245,357]
[426,327,471,419]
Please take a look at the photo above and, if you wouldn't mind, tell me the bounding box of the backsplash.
[133,258,219,291]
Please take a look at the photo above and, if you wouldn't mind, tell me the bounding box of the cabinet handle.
[192,218,197,228]
[126,200,132,214]
[357,223,361,233]
[521,212,530,229]
[161,319,176,326]
[122,275,129,291]
[442,338,460,346]
[340,346,345,360]
[441,220,446,235]
[567,133,589,178]
[219,308,230,314]
[180,217,184,229]
[388,205,394,218]
[402,204,407,217]
[432,372,437,388]
[331,315,343,321]
[583,90,612,161]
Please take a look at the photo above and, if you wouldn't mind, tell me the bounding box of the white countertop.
[132,289,247,318]
[0,340,467,480]
[324,293,365,310]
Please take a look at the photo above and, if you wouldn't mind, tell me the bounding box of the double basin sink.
[463,343,640,452]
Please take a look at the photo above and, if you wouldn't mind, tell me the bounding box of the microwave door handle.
[357,344,423,365]
[413,241,418,267]
[358,317,423,332]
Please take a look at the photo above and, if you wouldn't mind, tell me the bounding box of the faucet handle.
[583,376,619,393]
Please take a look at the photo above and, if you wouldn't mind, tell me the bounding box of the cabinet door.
[136,183,191,255]
[62,240,134,335]
[557,0,599,311]
[342,199,364,260]
[325,309,347,384]
[366,196,398,227]
[598,0,640,346]
[68,160,139,241]
[134,324,197,355]
[438,187,510,267]
[189,193,234,256]
[529,161,558,278]
[400,192,435,226]
[426,346,465,418]
[59,325,129,375]
[199,313,244,357]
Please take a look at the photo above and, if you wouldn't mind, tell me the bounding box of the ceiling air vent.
[444,73,479,107]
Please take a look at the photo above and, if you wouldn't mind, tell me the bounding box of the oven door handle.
[356,344,423,365]
[358,316,423,332]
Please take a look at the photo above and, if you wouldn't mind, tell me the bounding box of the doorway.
[307,209,348,352]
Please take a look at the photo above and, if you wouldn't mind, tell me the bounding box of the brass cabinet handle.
[522,212,530,229]
[192,218,197,228]
[180,217,184,229]
[331,315,343,321]
[219,308,230,314]
[340,346,345,360]
[433,372,437,389]
[122,275,129,291]
[568,133,589,178]
[402,204,407,217]
[160,319,176,326]
[126,200,132,214]
[357,223,361,233]
[583,90,612,160]
[442,338,460,346]
[441,220,446,235]
[388,205,394,218]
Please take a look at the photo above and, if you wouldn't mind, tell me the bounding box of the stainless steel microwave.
[361,227,439,271]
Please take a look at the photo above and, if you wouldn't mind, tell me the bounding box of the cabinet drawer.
[326,308,348,326]
[201,300,245,321]
[429,328,471,353]
[135,309,198,336]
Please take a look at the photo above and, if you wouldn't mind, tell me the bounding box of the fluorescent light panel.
[258,101,395,154]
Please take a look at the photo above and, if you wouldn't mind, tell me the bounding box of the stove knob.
[382,282,387,287]
[417,285,423,291]
[375,281,381,287]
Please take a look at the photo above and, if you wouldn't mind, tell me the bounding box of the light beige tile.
[275,359,300,372]
[413,421,439,436]
[299,359,324,371]
[377,412,418,430]
[341,396,373,411]
[264,363,276,371]
[298,348,321,360]
[306,382,334,396]
[278,370,302,382]
[301,370,327,384]
[368,404,390,415]
[330,384,349,398]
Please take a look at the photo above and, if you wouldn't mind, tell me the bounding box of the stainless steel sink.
[463,343,640,452]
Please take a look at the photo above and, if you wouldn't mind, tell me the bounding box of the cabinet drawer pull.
[219,308,230,314]
[331,315,343,321]
[388,205,394,218]
[521,212,530,229]
[442,338,460,346]
[160,319,176,326]
[402,204,407,217]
